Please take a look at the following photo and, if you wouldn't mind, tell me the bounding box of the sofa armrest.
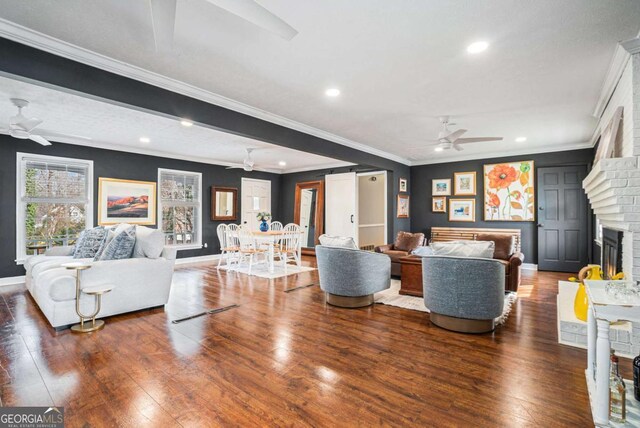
[509,252,524,267]
[375,244,394,253]
[161,246,177,261]
[45,246,74,256]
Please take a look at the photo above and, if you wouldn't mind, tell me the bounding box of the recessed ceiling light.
[325,88,341,97]
[467,41,489,54]
[434,147,444,152]
[139,137,150,143]
[180,119,193,127]
[278,161,287,167]
[515,137,527,143]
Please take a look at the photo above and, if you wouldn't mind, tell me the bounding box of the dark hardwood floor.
[0,258,601,427]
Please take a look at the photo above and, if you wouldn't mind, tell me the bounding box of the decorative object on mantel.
[256,212,272,232]
[432,196,446,213]
[397,195,409,218]
[571,264,604,322]
[454,171,476,196]
[399,177,408,192]
[483,161,535,222]
[432,178,451,196]
[594,106,623,162]
[448,199,475,222]
[98,178,156,225]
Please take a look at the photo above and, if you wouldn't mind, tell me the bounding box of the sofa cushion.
[394,232,425,252]
[133,226,165,259]
[73,227,107,259]
[26,255,73,275]
[318,234,358,250]
[384,250,410,263]
[96,226,136,261]
[430,240,495,258]
[476,233,515,260]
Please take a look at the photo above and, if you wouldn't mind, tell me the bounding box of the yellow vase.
[573,265,603,322]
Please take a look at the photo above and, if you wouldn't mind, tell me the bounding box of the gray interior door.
[537,166,588,272]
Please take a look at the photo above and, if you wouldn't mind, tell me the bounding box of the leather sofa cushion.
[476,233,515,260]
[394,232,425,252]
[384,250,410,263]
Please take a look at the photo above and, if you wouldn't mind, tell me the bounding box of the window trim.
[15,152,94,264]
[157,168,203,250]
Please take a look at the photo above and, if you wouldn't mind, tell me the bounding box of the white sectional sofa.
[24,228,177,329]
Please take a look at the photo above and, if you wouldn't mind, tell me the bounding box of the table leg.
[587,306,596,381]
[297,243,302,267]
[594,319,611,426]
[268,241,275,274]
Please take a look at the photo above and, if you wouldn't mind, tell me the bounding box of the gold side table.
[61,262,114,333]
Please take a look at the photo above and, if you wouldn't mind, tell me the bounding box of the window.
[16,153,93,263]
[158,168,202,249]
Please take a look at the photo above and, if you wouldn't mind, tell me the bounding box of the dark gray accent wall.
[0,136,280,278]
[410,149,594,264]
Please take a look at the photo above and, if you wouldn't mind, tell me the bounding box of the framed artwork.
[98,178,156,225]
[449,199,475,222]
[454,171,476,196]
[432,196,446,213]
[397,194,409,218]
[399,177,408,193]
[432,178,451,196]
[483,160,535,221]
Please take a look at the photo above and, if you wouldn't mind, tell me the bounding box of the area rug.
[374,279,517,325]
[218,263,316,279]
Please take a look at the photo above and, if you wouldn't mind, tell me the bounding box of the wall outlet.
[203,243,208,248]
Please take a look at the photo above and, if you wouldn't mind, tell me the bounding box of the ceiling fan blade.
[29,135,52,146]
[149,0,177,51]
[36,129,93,141]
[456,137,503,144]
[205,0,298,40]
[225,166,243,169]
[12,117,43,132]
[453,143,463,151]
[445,129,467,142]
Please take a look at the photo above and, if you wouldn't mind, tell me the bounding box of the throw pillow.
[73,226,107,259]
[476,233,515,260]
[96,226,136,261]
[430,240,495,258]
[133,226,165,259]
[318,234,358,250]
[411,246,434,256]
[394,232,425,252]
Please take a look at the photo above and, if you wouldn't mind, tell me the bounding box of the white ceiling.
[0,75,352,173]
[0,1,639,164]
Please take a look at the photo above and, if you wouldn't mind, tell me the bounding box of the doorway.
[241,178,271,230]
[537,165,588,272]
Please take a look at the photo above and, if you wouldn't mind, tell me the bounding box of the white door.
[300,189,313,245]
[325,172,358,244]
[241,178,271,230]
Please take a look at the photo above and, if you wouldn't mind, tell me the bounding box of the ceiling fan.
[410,116,503,153]
[0,99,92,146]
[149,0,298,51]
[226,148,258,171]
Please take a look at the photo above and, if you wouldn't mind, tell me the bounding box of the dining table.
[249,230,303,274]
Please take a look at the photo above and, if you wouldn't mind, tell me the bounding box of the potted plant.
[256,212,272,232]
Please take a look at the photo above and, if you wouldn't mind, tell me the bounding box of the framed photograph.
[432,196,446,213]
[98,178,156,225]
[483,160,535,221]
[449,199,475,222]
[399,177,408,193]
[454,171,476,196]
[397,194,409,218]
[432,178,451,196]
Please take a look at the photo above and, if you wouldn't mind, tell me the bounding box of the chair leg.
[248,254,253,275]
[217,250,226,268]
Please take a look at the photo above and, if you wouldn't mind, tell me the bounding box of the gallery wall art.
[483,161,535,222]
[454,171,476,196]
[98,178,156,225]
[397,195,409,218]
[449,199,475,222]
[432,178,451,196]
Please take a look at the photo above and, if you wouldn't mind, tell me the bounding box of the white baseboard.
[0,275,26,287]
[522,263,538,270]
[174,254,221,266]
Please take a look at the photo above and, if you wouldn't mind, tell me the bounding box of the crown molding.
[409,142,593,166]
[0,19,411,166]
[621,32,640,55]
[592,44,631,119]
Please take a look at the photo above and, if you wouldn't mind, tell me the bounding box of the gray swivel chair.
[422,255,505,333]
[316,245,391,308]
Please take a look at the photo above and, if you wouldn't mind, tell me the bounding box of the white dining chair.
[224,224,241,270]
[237,226,266,275]
[279,223,301,272]
[217,224,240,269]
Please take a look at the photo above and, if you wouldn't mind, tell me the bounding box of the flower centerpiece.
[256,212,272,232]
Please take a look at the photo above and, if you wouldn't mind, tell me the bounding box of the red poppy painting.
[483,161,535,221]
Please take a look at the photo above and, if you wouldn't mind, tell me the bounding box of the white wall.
[358,173,386,247]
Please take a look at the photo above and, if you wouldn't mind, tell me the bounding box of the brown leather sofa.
[475,233,524,292]
[374,232,426,276]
